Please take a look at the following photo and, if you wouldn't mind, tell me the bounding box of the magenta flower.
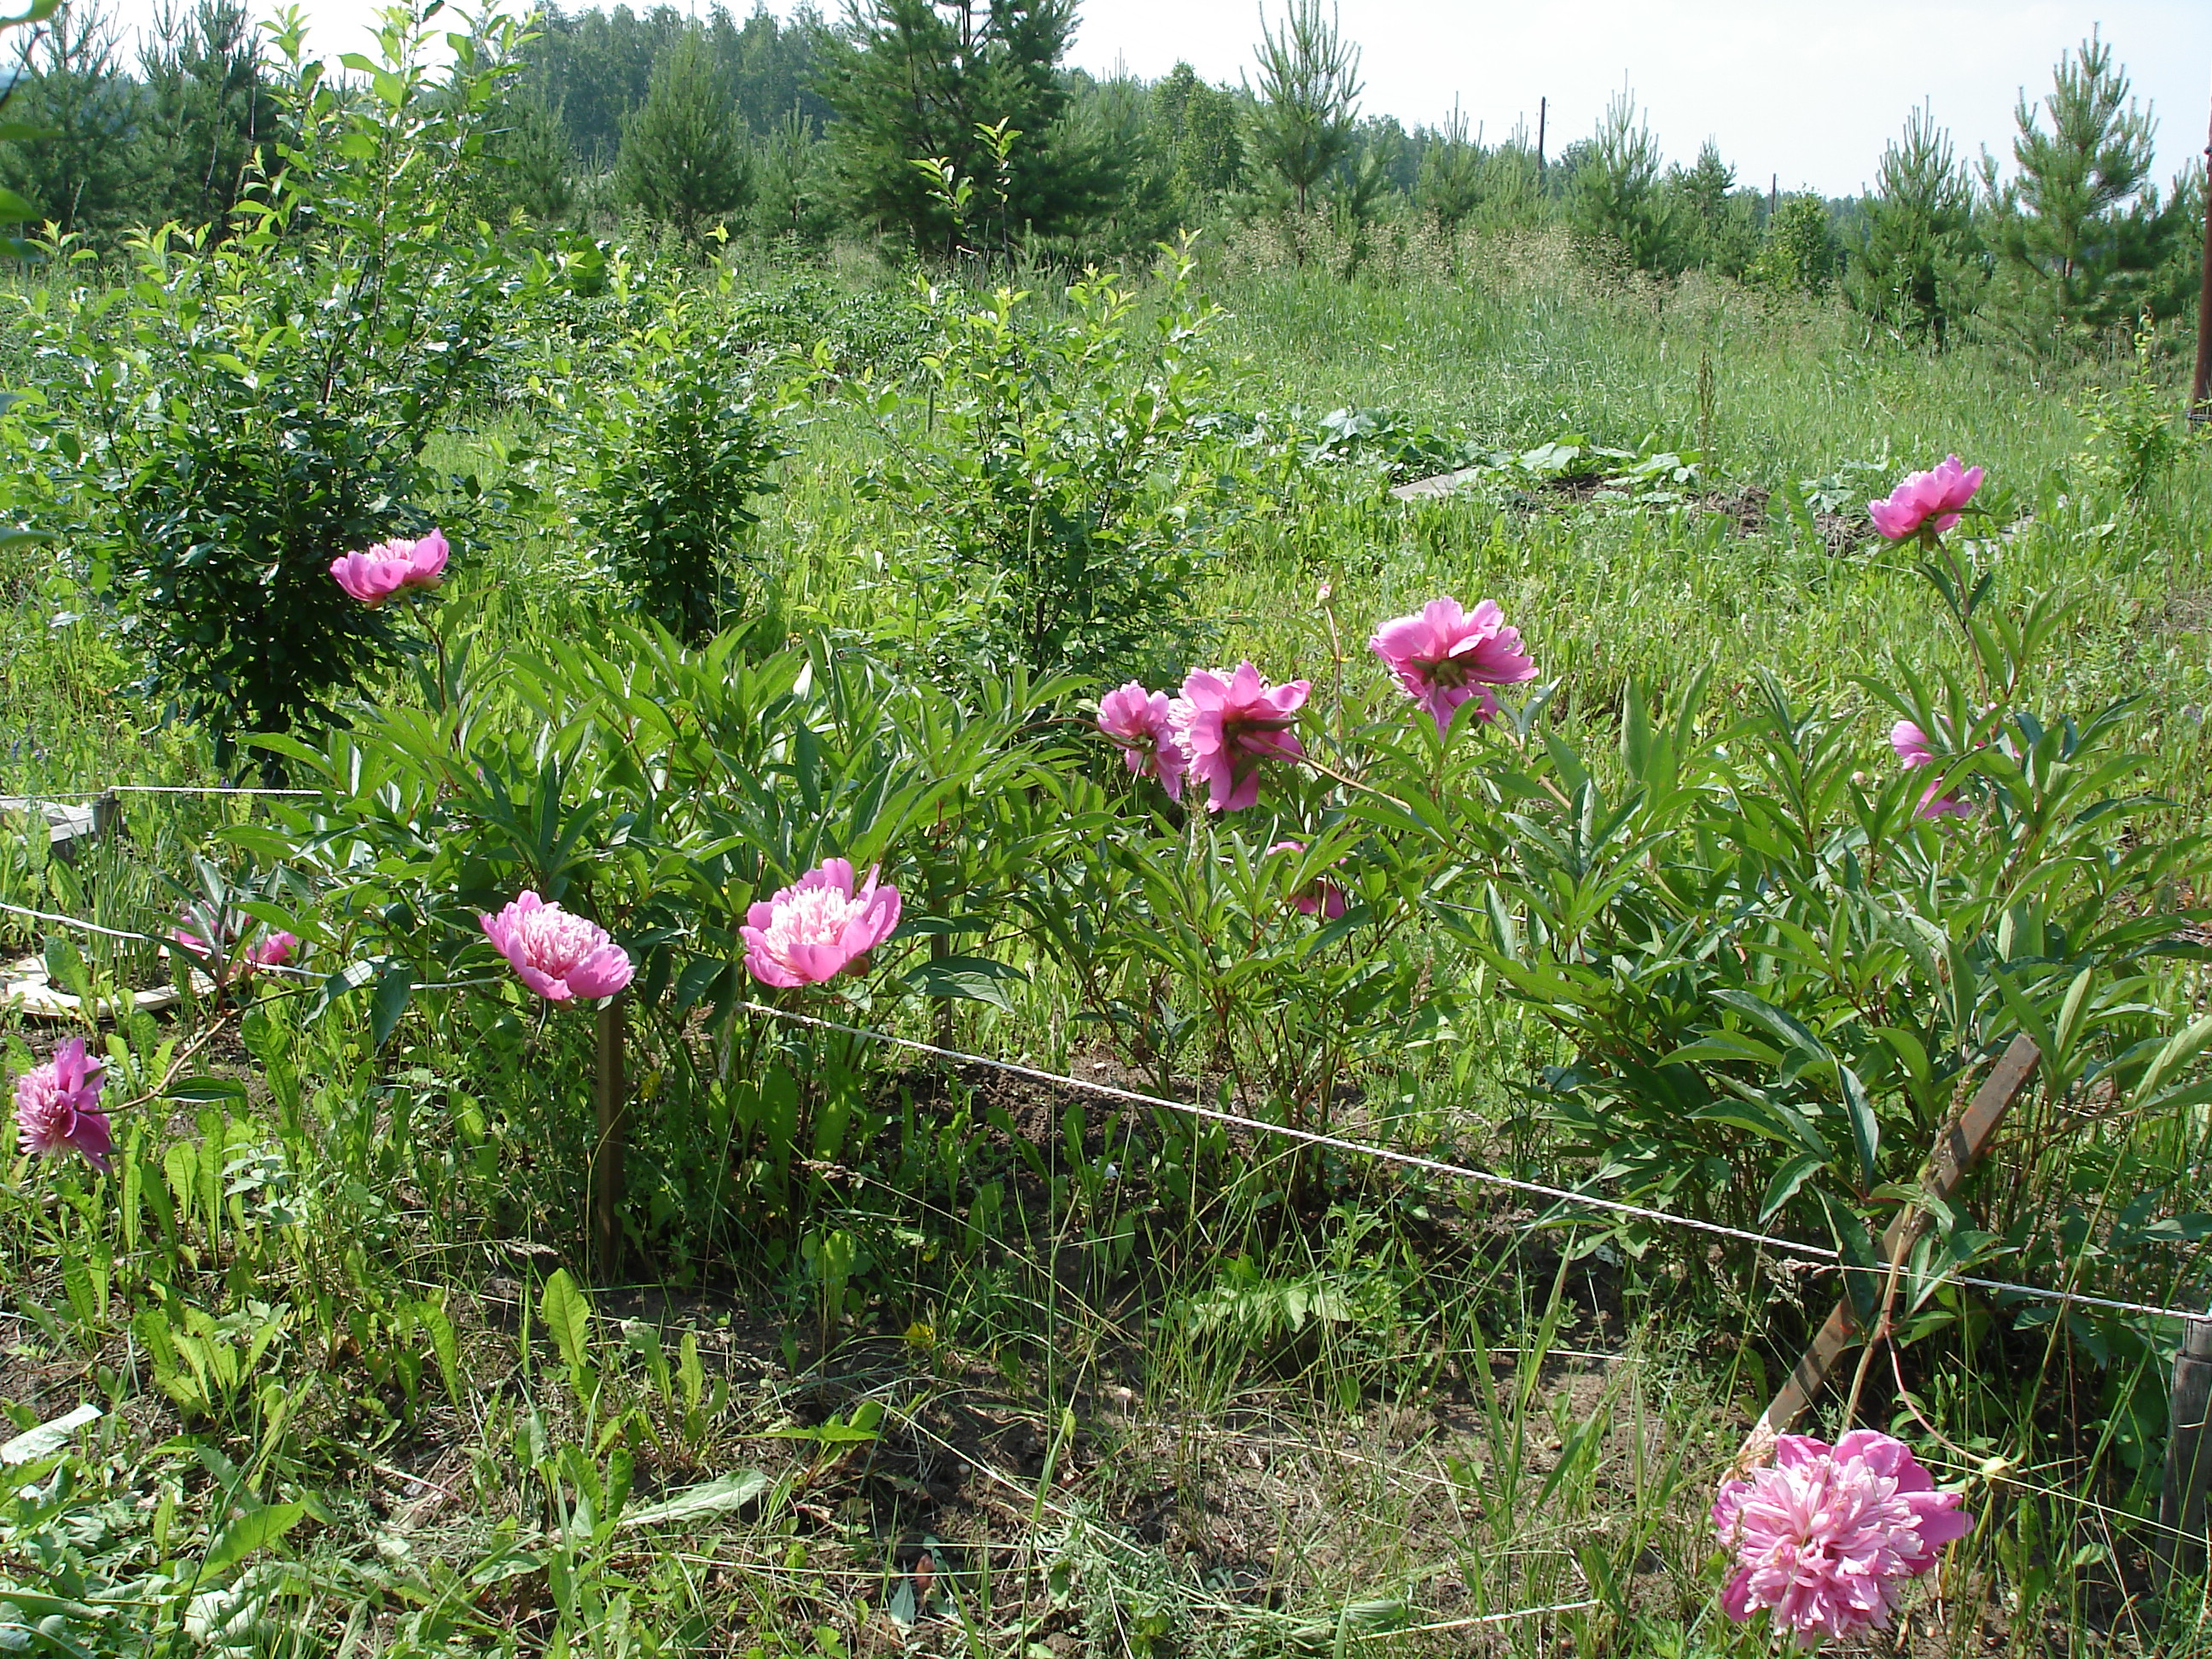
[1097,681,1188,800]
[1268,841,1346,919]
[1713,1430,1971,1646]
[1867,457,1983,542]
[329,528,451,607]
[1173,663,1311,813]
[480,891,635,1003]
[13,1038,113,1173]
[1889,718,1974,821]
[172,923,300,984]
[742,859,902,988]
[1369,597,1536,735]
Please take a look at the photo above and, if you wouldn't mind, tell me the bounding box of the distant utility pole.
[1768,172,1778,223]
[1536,96,1545,180]
[2192,70,2212,425]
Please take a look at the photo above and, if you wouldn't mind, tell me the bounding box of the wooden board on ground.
[0,794,118,863]
[1389,466,1487,501]
[1,954,210,1020]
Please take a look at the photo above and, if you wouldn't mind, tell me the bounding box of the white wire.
[0,900,499,991]
[3,785,321,797]
[4,890,2204,1324]
[739,1001,2212,1327]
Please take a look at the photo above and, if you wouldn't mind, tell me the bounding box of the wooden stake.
[1739,1033,2041,1464]
[2189,76,2212,424]
[2158,1318,2212,1589]
[593,993,627,1284]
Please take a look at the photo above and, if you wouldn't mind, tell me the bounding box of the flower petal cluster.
[1268,841,1346,919]
[330,529,451,607]
[14,1038,113,1172]
[1890,718,1974,821]
[1867,457,1983,541]
[172,923,300,981]
[1369,597,1536,733]
[480,892,635,1002]
[1097,682,1188,800]
[1174,662,1311,813]
[743,859,902,987]
[1713,1430,1971,1646]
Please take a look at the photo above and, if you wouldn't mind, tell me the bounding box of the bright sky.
[94,0,2212,197]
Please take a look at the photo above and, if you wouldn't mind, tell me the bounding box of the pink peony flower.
[329,528,451,607]
[1714,1430,1971,1647]
[1097,681,1188,800]
[13,1038,113,1173]
[742,859,902,988]
[1890,718,1974,821]
[172,923,300,983]
[480,891,635,1003]
[1269,841,1347,919]
[1173,662,1310,813]
[1369,597,1536,735]
[1867,457,1983,542]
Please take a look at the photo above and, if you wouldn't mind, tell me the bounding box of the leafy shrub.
[864,246,1220,682]
[20,11,524,760]
[573,290,784,643]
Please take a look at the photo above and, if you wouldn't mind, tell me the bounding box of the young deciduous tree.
[614,32,753,243]
[1245,0,1360,218]
[1746,193,1837,295]
[1847,105,1981,348]
[1150,61,1243,207]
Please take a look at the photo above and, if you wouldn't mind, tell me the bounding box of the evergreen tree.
[137,0,275,228]
[492,92,577,223]
[1245,0,1360,218]
[1846,105,1980,347]
[1414,102,1481,232]
[1982,31,2176,336]
[1667,140,1756,274]
[0,0,145,237]
[814,0,1108,258]
[1566,92,1681,275]
[614,31,752,242]
[748,104,837,243]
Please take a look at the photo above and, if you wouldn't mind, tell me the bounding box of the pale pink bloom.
[248,931,299,969]
[329,528,451,607]
[1867,457,1983,541]
[1173,663,1310,813]
[1097,682,1188,800]
[480,891,635,1002]
[1268,841,1346,919]
[742,859,902,988]
[13,1038,113,1172]
[1714,1430,1971,1647]
[1889,718,1974,821]
[1369,597,1536,734]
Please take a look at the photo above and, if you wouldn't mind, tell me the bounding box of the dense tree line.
[3,0,2203,351]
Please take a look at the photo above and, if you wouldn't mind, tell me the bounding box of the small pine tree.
[614,32,751,243]
[1415,102,1481,233]
[137,0,278,228]
[1246,0,1361,220]
[1667,140,1757,275]
[1982,30,2178,337]
[1846,105,1981,347]
[1567,92,1681,276]
[0,0,146,238]
[748,106,837,246]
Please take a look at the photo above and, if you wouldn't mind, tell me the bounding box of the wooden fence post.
[1739,1033,2041,1464]
[593,993,627,1284]
[2157,1318,2212,1589]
